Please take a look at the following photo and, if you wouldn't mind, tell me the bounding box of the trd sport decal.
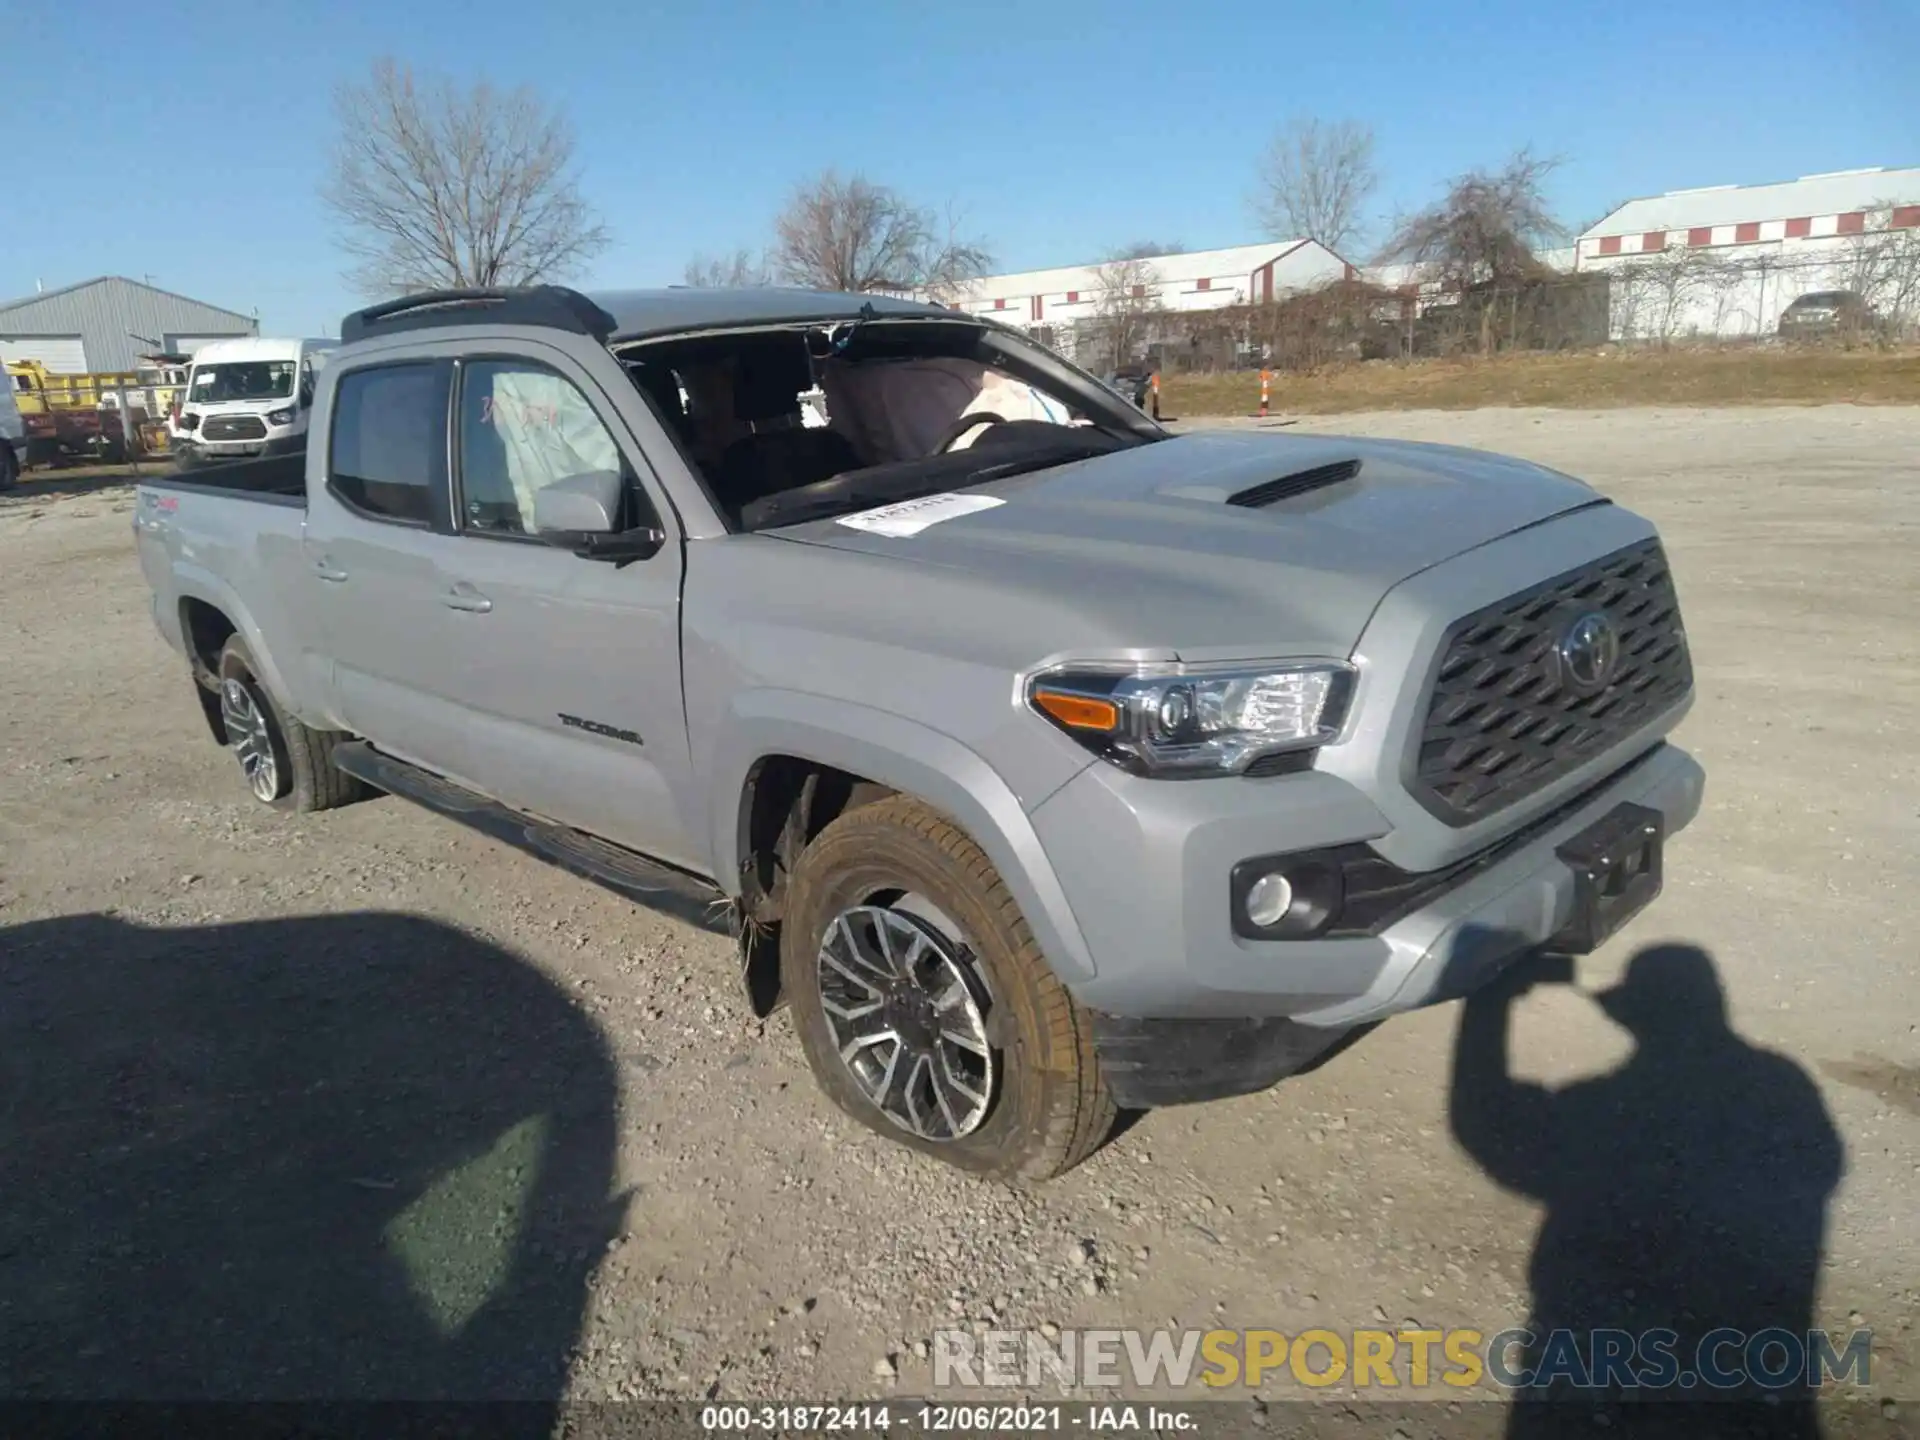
[558,714,644,746]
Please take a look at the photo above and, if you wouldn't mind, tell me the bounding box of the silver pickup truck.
[134,285,1704,1181]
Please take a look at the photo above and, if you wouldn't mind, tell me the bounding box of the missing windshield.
[617,317,1159,532]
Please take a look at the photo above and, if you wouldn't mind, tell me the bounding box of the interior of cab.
[616,318,1155,531]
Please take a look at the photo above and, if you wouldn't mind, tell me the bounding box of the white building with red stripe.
[1574,165,1920,338]
[948,240,1351,353]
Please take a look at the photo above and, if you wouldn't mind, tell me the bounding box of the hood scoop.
[1225,458,1362,508]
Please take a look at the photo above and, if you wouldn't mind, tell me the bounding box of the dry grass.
[1160,347,1920,417]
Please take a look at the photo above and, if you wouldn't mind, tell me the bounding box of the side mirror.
[534,469,622,537]
[534,470,664,563]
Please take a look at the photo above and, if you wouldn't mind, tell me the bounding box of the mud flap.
[736,904,785,1018]
[1089,1011,1356,1108]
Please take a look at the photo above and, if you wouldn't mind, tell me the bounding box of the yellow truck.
[4,358,183,465]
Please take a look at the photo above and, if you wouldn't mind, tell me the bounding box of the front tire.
[215,636,367,813]
[0,441,17,492]
[781,794,1114,1182]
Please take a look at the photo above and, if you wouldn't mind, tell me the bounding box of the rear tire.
[781,794,1113,1182]
[216,635,367,813]
[0,441,16,492]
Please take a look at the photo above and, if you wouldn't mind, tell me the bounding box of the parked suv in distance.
[133,284,1704,1182]
[1777,290,1875,340]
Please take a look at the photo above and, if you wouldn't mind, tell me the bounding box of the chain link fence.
[1053,231,1920,377]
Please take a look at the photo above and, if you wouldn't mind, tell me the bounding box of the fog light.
[1244,872,1294,928]
[1230,855,1346,940]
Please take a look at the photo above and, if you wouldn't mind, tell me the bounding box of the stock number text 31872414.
[701,1405,1068,1432]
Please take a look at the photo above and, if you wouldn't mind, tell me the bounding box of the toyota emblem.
[1558,611,1620,690]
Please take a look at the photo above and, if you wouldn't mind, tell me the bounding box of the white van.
[172,337,337,467]
[0,370,23,490]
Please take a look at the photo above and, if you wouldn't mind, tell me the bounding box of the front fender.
[706,690,1098,984]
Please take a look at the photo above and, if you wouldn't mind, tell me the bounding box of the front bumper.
[1034,739,1704,1025]
[174,432,303,465]
[1061,743,1702,1107]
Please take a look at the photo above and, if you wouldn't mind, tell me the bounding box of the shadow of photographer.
[1448,939,1845,1436]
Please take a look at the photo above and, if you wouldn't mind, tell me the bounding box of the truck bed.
[162,450,307,506]
[135,451,313,702]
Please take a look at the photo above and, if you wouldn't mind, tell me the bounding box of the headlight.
[1027,659,1355,777]
[266,408,296,426]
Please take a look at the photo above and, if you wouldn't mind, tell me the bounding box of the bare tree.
[1253,117,1379,254]
[1379,148,1566,290]
[1836,203,1920,341]
[1088,252,1164,372]
[1113,240,1185,260]
[1620,246,1718,345]
[683,250,770,288]
[770,171,991,299]
[323,59,610,296]
[1698,252,1747,338]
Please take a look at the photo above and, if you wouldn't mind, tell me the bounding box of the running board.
[332,741,724,914]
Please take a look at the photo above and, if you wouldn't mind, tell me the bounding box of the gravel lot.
[1,406,1915,1416]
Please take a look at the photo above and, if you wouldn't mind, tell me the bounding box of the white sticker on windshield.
[834,492,1005,538]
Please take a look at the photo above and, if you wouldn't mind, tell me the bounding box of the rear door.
[433,347,698,867]
[301,358,475,781]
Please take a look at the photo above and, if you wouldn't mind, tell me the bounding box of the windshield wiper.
[749,433,1137,532]
[746,484,901,531]
[967,442,1110,483]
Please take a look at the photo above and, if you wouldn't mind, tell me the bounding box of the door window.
[456,361,627,537]
[327,363,447,525]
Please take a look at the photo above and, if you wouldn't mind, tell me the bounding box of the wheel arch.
[177,593,242,744]
[709,693,1098,994]
[170,574,300,722]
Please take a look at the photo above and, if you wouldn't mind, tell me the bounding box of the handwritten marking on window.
[479,394,561,429]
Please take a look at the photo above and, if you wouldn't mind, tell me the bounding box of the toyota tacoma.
[133,285,1704,1181]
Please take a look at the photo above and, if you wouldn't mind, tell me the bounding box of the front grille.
[1410,538,1691,825]
[201,415,267,441]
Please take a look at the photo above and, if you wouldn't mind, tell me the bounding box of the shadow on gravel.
[0,910,623,1406]
[1450,940,1846,1437]
[1,471,146,506]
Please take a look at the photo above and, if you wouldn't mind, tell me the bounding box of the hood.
[776,429,1605,659]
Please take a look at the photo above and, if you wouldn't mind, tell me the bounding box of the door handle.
[312,556,348,583]
[442,584,493,614]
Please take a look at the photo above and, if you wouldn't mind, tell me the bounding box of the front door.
[433,351,697,868]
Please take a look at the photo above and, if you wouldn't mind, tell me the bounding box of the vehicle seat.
[715,350,860,518]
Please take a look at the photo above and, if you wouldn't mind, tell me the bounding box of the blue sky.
[4,0,1912,337]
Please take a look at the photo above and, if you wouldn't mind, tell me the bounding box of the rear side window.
[328,363,447,524]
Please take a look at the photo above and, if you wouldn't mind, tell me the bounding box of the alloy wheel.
[220,677,280,803]
[816,902,995,1141]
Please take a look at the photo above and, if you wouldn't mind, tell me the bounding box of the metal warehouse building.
[1575,165,1920,339]
[0,276,257,373]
